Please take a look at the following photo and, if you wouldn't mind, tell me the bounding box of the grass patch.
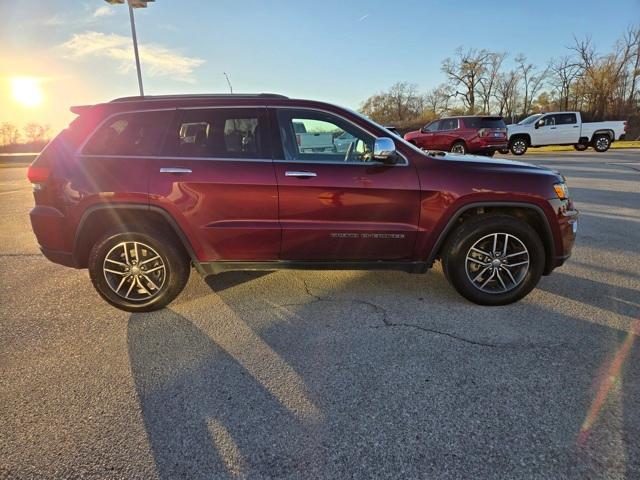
[528,141,640,153]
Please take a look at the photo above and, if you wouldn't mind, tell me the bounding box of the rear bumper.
[470,143,508,153]
[40,246,77,268]
[30,205,76,268]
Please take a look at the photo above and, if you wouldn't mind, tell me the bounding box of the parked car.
[28,93,577,311]
[404,116,508,156]
[507,112,627,155]
[293,121,335,153]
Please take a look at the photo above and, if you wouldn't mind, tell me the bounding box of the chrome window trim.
[77,104,409,166]
[77,105,269,156]
[270,106,409,167]
[77,154,274,163]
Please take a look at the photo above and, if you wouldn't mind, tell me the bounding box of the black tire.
[483,150,496,157]
[498,148,510,155]
[592,134,611,152]
[88,227,190,312]
[509,137,528,156]
[442,215,545,306]
[450,141,467,155]
[573,143,588,151]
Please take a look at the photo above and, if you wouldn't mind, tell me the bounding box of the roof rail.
[110,93,288,103]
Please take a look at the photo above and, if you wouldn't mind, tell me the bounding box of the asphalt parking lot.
[1,150,639,479]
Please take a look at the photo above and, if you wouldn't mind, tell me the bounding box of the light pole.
[104,0,155,97]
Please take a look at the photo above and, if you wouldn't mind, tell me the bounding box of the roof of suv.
[109,93,289,103]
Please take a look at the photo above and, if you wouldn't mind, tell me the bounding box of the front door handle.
[285,171,317,178]
[160,167,192,174]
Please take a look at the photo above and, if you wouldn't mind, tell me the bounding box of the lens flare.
[10,77,44,108]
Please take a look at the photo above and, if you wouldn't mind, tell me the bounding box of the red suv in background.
[28,94,577,312]
[404,116,508,156]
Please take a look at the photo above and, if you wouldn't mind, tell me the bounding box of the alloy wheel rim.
[452,144,465,154]
[513,140,526,154]
[465,233,530,294]
[103,241,166,301]
[596,137,609,150]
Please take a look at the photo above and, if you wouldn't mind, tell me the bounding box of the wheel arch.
[72,203,202,273]
[509,133,531,145]
[591,129,614,141]
[427,202,556,275]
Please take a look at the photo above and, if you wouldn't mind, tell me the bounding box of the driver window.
[539,115,555,127]
[425,121,439,132]
[277,109,375,163]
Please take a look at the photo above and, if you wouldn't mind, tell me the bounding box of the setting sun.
[10,77,44,108]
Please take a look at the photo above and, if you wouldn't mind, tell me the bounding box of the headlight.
[553,182,570,200]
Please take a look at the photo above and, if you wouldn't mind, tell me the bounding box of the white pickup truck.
[506,112,627,155]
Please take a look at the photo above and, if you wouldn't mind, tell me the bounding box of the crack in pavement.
[296,277,570,350]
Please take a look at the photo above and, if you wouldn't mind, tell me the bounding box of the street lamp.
[103,0,156,97]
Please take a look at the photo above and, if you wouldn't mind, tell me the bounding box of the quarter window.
[162,108,269,158]
[277,109,376,163]
[83,111,173,156]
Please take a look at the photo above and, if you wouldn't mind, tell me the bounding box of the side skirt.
[196,260,430,276]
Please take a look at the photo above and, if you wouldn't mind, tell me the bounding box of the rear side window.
[83,111,173,156]
[556,113,577,125]
[438,119,459,131]
[162,108,270,158]
[464,117,506,129]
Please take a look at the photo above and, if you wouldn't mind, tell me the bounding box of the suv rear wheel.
[88,228,190,312]
[442,215,544,305]
[573,142,588,151]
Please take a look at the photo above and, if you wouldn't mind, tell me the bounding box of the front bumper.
[545,199,578,273]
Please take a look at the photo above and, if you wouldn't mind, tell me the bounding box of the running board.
[197,260,429,276]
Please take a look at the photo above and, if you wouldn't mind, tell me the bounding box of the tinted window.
[162,108,269,158]
[83,111,173,156]
[556,113,577,125]
[464,117,506,129]
[277,109,375,163]
[439,119,459,131]
[424,121,439,132]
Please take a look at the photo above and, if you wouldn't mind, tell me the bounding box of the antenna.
[223,72,233,94]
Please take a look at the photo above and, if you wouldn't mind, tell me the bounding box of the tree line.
[361,26,640,136]
[0,122,51,152]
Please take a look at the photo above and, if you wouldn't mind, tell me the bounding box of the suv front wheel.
[88,228,190,312]
[442,215,545,305]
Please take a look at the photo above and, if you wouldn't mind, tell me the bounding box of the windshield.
[518,114,543,125]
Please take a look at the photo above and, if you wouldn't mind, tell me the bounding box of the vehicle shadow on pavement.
[128,267,640,478]
[128,310,312,480]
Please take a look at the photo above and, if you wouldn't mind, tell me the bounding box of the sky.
[0,0,638,133]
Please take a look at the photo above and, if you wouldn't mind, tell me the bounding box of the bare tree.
[494,70,520,120]
[478,52,507,114]
[515,54,548,115]
[548,56,582,110]
[360,82,427,126]
[424,84,454,116]
[442,48,492,114]
[23,123,50,144]
[0,123,21,145]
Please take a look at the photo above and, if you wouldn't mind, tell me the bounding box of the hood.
[432,152,561,178]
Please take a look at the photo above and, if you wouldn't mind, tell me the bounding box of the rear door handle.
[160,168,192,174]
[285,171,317,178]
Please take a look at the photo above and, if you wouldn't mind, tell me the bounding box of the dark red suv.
[28,94,577,311]
[404,116,508,156]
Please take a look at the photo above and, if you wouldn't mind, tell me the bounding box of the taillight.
[478,128,487,137]
[624,121,628,132]
[296,134,301,145]
[27,164,50,184]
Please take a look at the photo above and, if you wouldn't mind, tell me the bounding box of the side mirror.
[535,121,542,129]
[373,137,398,164]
